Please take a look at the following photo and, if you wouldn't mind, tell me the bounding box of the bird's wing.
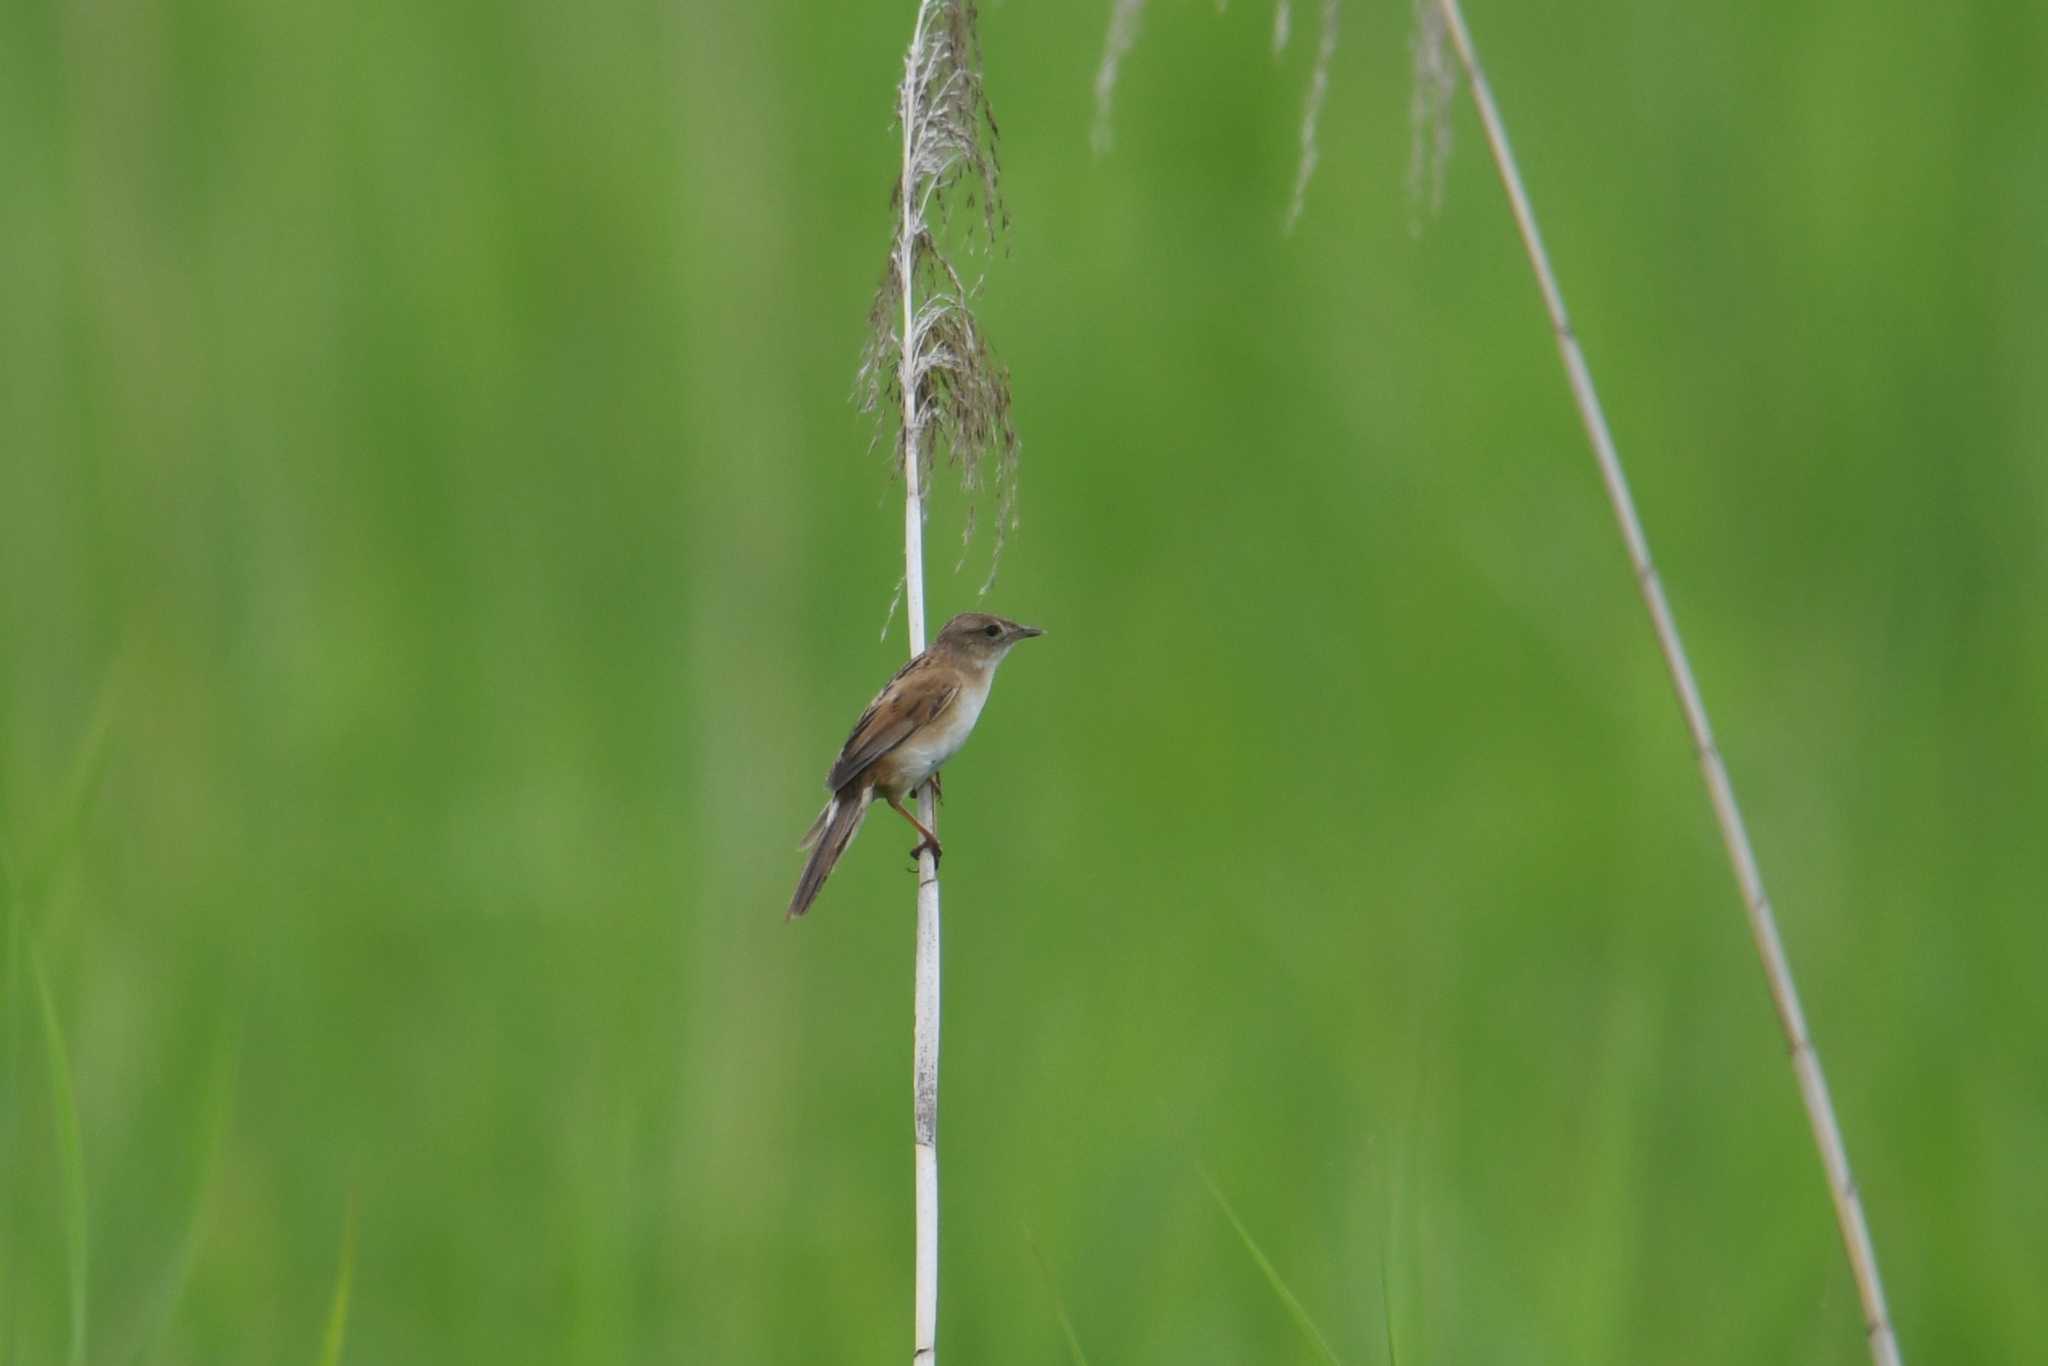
[827,655,959,791]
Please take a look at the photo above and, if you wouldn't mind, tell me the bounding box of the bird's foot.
[908,835,944,866]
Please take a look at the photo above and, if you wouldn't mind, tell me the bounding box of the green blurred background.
[4,0,2045,1361]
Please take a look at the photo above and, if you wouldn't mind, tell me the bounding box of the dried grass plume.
[859,0,1020,601]
[1406,0,1456,232]
[1284,0,1341,233]
[1091,0,1149,157]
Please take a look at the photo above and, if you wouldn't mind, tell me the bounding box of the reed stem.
[893,7,944,1359]
[1430,4,1900,1360]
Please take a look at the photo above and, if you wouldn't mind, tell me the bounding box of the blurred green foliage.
[4,1,2045,1361]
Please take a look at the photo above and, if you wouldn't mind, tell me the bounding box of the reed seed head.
[859,0,1021,599]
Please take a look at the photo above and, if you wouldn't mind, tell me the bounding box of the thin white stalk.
[1429,4,1900,1362]
[865,5,1009,1354]
[895,10,943,1362]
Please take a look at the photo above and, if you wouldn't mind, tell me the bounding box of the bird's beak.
[1014,623,1045,639]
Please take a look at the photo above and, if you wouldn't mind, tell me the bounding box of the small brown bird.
[787,611,1044,919]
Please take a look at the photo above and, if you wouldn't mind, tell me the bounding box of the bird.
[787,611,1044,919]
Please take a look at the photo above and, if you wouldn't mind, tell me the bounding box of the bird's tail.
[788,788,870,919]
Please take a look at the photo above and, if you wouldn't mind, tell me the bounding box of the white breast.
[891,672,991,789]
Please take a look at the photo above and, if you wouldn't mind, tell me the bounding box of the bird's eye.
[983,623,1002,638]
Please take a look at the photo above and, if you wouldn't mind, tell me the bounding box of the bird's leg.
[885,792,943,864]
[928,772,943,804]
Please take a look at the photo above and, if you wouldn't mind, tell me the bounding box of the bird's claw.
[909,836,944,866]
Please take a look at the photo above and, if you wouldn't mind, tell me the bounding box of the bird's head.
[934,612,1045,664]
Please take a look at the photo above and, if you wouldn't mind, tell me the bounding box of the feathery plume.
[1091,0,1148,157]
[858,0,1019,601]
[1406,0,1455,233]
[1284,0,1340,233]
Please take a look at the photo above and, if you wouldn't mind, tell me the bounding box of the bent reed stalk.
[1428,3,1901,1362]
[858,3,1017,1360]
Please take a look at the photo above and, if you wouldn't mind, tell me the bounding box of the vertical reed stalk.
[861,5,1015,1358]
[1429,4,1900,1361]
[894,17,944,1360]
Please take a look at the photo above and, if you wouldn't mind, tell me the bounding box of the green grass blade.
[20,659,123,913]
[124,1020,242,1366]
[316,1199,358,1366]
[3,839,20,1366]
[1379,1245,1399,1366]
[30,943,88,1366]
[1024,1230,1093,1366]
[6,662,122,1366]
[1200,1169,1345,1366]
